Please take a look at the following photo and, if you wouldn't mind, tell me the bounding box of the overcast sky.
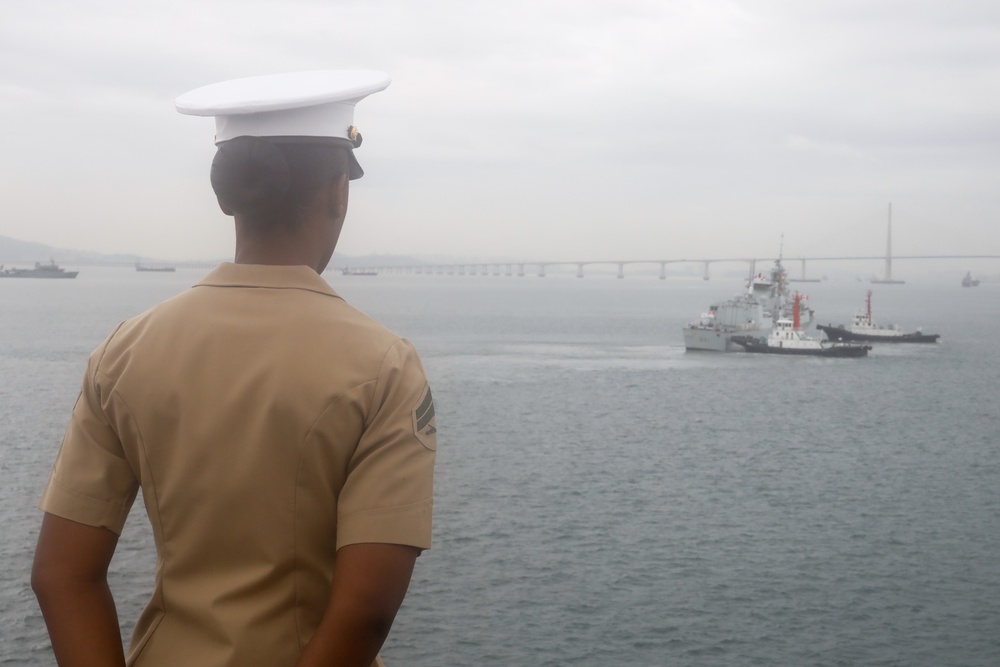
[2,0,998,264]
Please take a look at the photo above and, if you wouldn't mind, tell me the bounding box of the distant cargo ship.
[135,261,176,272]
[0,260,78,279]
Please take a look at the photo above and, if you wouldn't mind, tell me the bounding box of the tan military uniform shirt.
[39,263,436,667]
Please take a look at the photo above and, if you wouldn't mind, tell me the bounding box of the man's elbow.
[31,559,63,607]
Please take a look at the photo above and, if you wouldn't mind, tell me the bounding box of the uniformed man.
[32,70,436,667]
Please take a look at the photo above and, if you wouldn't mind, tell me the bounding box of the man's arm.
[32,512,125,667]
[296,542,419,667]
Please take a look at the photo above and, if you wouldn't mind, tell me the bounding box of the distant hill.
[0,235,66,263]
[0,235,160,267]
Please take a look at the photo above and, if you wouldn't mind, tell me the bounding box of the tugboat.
[732,293,871,357]
[0,260,78,279]
[816,290,939,343]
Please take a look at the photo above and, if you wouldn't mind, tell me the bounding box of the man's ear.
[326,172,349,221]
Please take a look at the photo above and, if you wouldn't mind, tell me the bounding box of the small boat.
[135,261,176,272]
[816,290,939,343]
[732,293,871,357]
[0,260,78,279]
[961,271,980,287]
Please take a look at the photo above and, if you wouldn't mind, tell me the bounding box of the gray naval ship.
[683,256,814,352]
[0,260,78,279]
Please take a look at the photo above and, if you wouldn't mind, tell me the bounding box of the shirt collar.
[195,262,342,299]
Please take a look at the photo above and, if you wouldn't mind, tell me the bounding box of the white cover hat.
[175,70,390,178]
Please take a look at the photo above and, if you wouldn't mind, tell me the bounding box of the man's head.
[176,70,390,271]
[176,70,389,271]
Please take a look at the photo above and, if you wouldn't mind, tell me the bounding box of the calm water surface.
[2,268,998,666]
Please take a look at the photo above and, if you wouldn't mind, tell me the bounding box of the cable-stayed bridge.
[342,254,1000,281]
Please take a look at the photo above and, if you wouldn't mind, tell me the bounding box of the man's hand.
[296,542,420,667]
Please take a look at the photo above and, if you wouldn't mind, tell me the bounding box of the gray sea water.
[2,268,998,666]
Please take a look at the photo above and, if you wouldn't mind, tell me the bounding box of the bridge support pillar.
[517,263,525,277]
[506,263,512,277]
[538,264,546,278]
[617,263,625,279]
[576,263,585,278]
[659,262,666,280]
[703,261,711,280]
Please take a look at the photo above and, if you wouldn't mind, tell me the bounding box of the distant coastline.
[0,234,421,272]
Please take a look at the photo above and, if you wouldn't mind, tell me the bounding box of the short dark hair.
[210,136,351,229]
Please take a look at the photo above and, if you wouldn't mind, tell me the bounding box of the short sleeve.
[336,339,436,550]
[38,339,139,535]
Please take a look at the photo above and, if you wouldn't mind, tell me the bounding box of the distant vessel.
[684,250,813,352]
[961,271,980,288]
[816,290,939,343]
[339,267,378,276]
[732,294,871,357]
[0,260,78,279]
[135,261,176,272]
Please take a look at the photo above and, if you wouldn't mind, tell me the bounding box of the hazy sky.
[2,0,998,263]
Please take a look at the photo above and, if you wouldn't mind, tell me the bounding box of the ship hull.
[0,271,78,279]
[817,324,939,344]
[732,335,870,357]
[683,328,744,352]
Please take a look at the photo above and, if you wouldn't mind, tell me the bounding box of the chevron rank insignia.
[412,385,437,450]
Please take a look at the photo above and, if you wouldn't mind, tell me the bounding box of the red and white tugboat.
[816,290,939,343]
[732,293,871,357]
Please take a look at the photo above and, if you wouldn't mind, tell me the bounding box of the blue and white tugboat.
[732,293,871,357]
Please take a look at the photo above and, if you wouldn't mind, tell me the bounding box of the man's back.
[41,263,436,666]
